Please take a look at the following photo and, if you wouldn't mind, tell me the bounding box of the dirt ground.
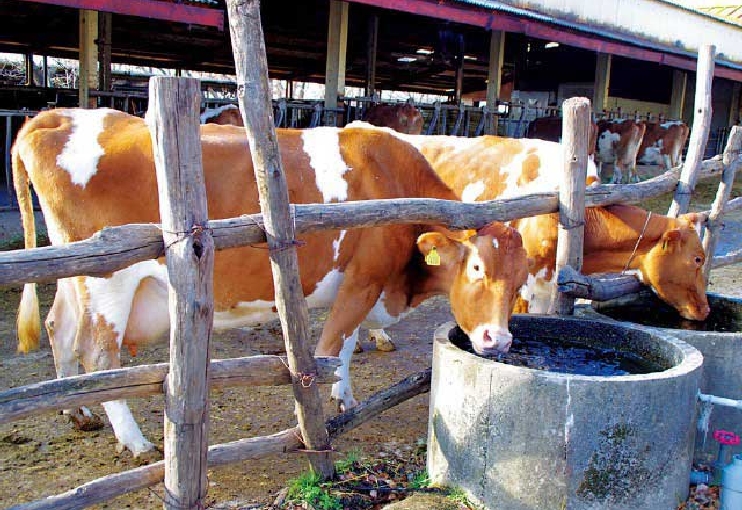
[1,173,741,509]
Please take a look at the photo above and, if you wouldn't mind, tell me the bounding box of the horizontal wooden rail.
[0,162,726,288]
[0,356,340,425]
[7,369,432,510]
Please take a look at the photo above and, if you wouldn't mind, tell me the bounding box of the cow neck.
[407,225,464,308]
[584,205,673,273]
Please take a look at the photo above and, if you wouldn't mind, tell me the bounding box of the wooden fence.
[0,16,739,510]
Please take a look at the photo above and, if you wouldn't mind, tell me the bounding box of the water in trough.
[448,324,667,375]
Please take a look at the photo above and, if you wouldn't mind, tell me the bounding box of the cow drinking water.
[12,108,529,455]
[351,126,710,349]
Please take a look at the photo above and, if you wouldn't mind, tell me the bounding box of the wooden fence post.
[554,97,591,315]
[668,44,716,217]
[224,0,334,478]
[148,76,215,510]
[702,125,742,284]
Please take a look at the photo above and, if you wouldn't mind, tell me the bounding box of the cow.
[595,119,647,184]
[201,103,243,126]
[350,126,710,350]
[12,108,530,455]
[362,102,424,135]
[637,120,690,169]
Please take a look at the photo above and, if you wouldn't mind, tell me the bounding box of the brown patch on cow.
[518,150,541,186]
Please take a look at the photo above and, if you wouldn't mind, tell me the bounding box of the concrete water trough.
[427,316,703,510]
[590,291,742,464]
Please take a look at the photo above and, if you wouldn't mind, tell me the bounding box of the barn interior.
[0,0,720,111]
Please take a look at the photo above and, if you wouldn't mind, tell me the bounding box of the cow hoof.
[369,331,396,352]
[375,338,396,352]
[336,397,359,414]
[117,439,157,457]
[68,408,105,432]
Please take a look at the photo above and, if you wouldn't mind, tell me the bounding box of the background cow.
[357,127,710,350]
[637,120,690,169]
[595,118,647,183]
[362,102,424,134]
[201,103,243,126]
[12,108,529,455]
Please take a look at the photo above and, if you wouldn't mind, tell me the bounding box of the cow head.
[637,213,710,321]
[417,222,530,354]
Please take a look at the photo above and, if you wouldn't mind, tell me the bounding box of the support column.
[485,30,505,134]
[98,11,112,92]
[669,69,687,121]
[729,82,741,126]
[365,14,378,98]
[324,0,348,126]
[593,53,611,115]
[24,53,34,86]
[78,9,99,109]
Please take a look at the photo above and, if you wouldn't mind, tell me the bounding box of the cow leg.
[610,163,623,184]
[77,268,167,456]
[368,328,396,351]
[45,278,103,430]
[316,278,384,412]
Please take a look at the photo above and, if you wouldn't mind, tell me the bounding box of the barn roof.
[1,0,741,102]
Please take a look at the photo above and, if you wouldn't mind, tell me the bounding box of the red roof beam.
[16,0,224,29]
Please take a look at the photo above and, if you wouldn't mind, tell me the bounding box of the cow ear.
[417,232,459,266]
[680,212,705,234]
[661,228,683,251]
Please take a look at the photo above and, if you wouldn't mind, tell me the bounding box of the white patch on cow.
[363,292,411,329]
[639,146,663,165]
[213,269,345,329]
[461,181,486,203]
[333,230,347,262]
[302,127,349,203]
[331,328,359,408]
[305,269,345,308]
[200,104,238,123]
[56,108,110,187]
[519,267,556,314]
[214,299,277,329]
[102,400,155,455]
[598,131,620,164]
[466,246,485,281]
[492,238,499,250]
[85,260,167,344]
[500,139,565,197]
[661,120,683,128]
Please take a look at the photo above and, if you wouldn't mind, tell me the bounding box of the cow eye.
[473,264,480,272]
[695,256,703,265]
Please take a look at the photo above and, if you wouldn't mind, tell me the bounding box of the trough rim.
[587,291,742,339]
[434,315,703,383]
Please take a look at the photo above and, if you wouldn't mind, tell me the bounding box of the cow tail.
[12,142,41,353]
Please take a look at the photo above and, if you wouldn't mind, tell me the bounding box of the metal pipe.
[698,391,742,411]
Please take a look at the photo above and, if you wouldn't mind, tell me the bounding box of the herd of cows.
[8,102,707,457]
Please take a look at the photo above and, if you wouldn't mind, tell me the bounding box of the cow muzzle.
[681,301,711,321]
[467,325,513,355]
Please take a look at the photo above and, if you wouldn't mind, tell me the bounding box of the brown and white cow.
[397,131,709,318]
[353,126,710,348]
[363,102,424,134]
[12,108,529,455]
[637,120,690,169]
[201,103,243,126]
[596,119,647,184]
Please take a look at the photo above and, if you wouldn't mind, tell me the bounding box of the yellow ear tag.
[425,247,441,266]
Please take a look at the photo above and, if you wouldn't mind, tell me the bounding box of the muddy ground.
[1,175,741,509]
